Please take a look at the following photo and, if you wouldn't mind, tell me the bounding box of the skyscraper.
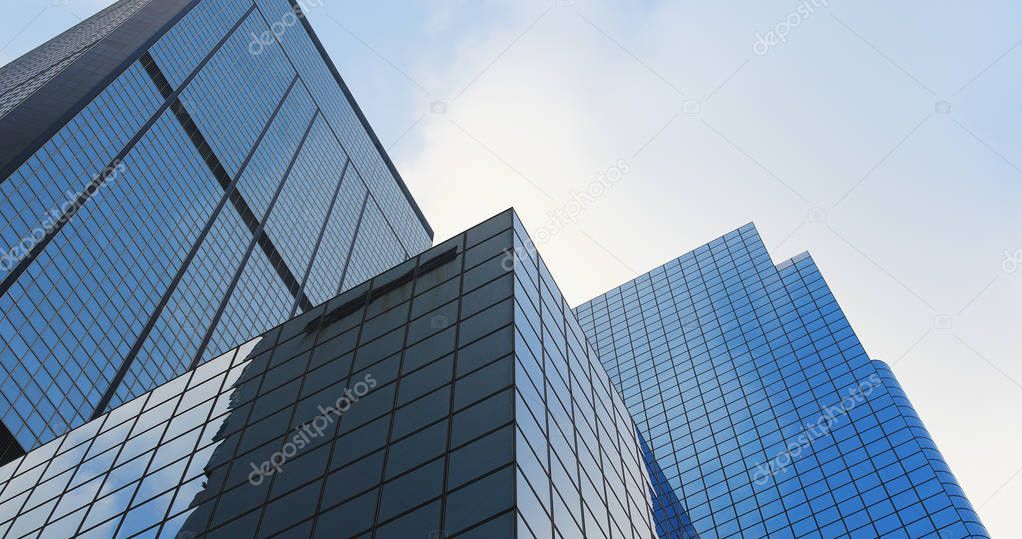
[0,1,993,537]
[0,210,657,539]
[0,0,431,458]
[575,224,988,538]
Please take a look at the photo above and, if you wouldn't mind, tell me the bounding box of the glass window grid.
[0,343,250,537]
[260,117,345,286]
[0,0,156,117]
[1,109,226,448]
[574,224,987,538]
[0,210,665,538]
[165,221,519,537]
[300,164,361,306]
[0,61,164,447]
[111,200,252,408]
[230,81,318,221]
[0,213,468,535]
[203,240,299,367]
[148,0,255,91]
[252,0,431,257]
[197,98,325,365]
[107,65,316,410]
[175,11,295,179]
[1,0,434,453]
[510,214,656,539]
[342,200,408,293]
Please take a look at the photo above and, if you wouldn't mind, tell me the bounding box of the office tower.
[0,210,658,539]
[575,224,989,538]
[0,0,432,458]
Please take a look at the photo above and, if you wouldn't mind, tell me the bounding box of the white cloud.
[391,1,1022,535]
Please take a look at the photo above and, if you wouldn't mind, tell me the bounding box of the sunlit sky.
[2,0,1020,535]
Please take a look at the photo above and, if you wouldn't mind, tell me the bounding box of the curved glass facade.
[0,0,991,535]
[574,224,988,538]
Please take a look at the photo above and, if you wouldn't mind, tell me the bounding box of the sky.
[2,0,1020,535]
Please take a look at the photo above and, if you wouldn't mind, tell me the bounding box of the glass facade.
[0,0,432,455]
[0,0,155,118]
[511,212,656,539]
[0,210,656,539]
[574,224,989,538]
[0,1,991,535]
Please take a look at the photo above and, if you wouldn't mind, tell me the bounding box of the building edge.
[871,359,990,536]
[0,0,201,181]
[0,0,433,242]
[286,0,433,241]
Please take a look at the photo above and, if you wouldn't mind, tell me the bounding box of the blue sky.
[2,0,1021,535]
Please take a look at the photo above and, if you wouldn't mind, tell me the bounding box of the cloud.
[386,4,1022,534]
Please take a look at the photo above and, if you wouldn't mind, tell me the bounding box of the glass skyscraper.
[575,224,988,538]
[0,0,431,458]
[0,210,657,539]
[0,1,991,536]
